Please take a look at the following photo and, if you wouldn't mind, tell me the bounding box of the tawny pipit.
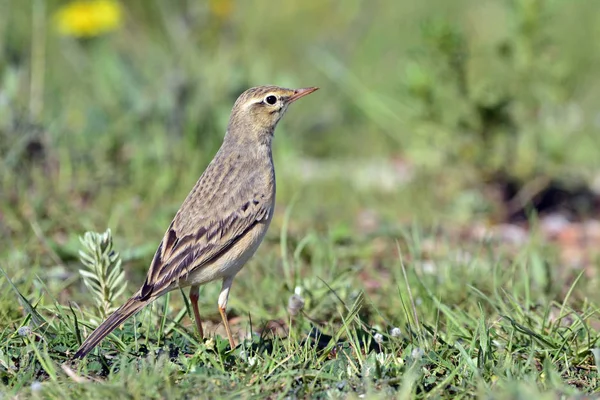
[74,85,318,358]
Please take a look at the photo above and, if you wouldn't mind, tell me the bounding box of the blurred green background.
[2,0,600,279]
[2,0,600,396]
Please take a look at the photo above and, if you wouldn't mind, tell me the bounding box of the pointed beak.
[287,87,319,103]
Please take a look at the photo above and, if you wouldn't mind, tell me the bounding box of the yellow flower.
[209,0,233,20]
[54,0,122,38]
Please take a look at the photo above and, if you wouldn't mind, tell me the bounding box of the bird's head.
[227,85,318,144]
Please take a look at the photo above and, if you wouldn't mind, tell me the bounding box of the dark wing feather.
[140,194,271,300]
[138,147,275,300]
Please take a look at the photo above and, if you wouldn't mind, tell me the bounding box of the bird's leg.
[218,276,236,349]
[189,285,204,339]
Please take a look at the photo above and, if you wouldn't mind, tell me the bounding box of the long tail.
[74,296,150,359]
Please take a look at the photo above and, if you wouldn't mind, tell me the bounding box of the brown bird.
[74,85,318,358]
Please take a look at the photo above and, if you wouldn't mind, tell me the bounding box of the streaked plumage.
[74,85,318,358]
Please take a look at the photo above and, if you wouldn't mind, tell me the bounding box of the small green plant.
[78,229,127,320]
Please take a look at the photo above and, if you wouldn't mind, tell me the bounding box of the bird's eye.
[265,95,277,105]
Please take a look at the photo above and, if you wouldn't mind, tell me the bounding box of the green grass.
[2,0,600,398]
[2,226,599,398]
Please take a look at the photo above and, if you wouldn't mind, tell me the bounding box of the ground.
[1,1,600,398]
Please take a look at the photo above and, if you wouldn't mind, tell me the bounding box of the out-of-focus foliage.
[1,2,600,397]
[1,0,598,270]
